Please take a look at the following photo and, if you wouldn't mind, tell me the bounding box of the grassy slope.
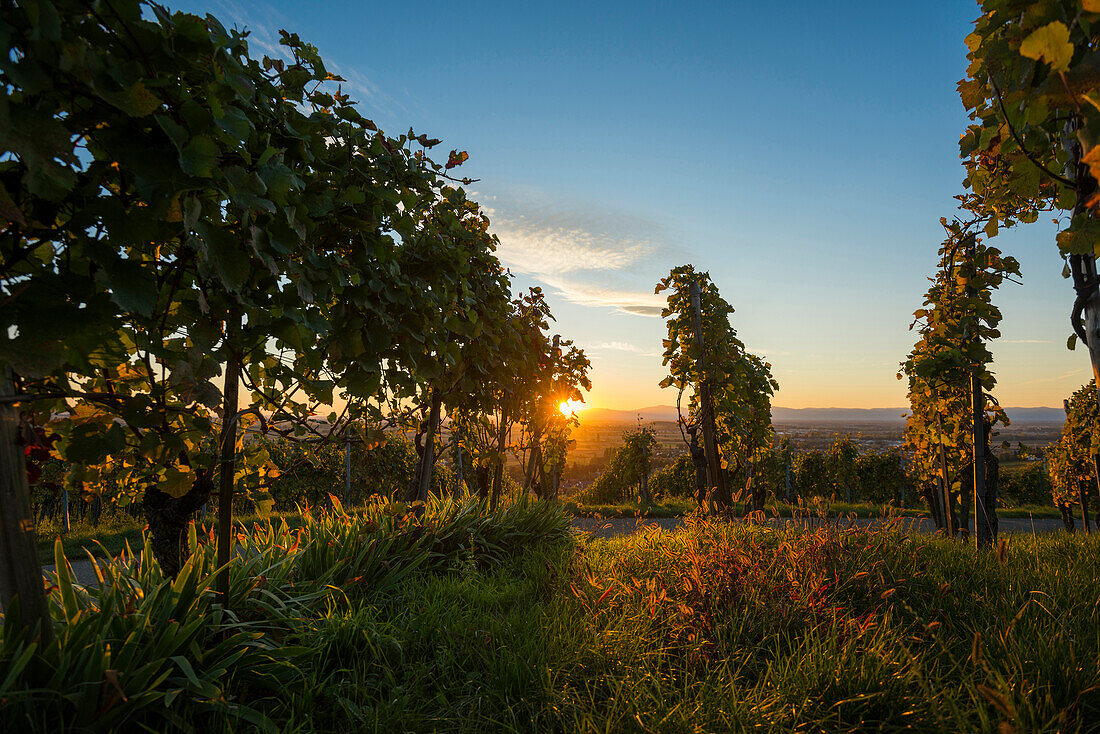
[275,519,1097,732]
[15,502,1100,732]
[555,521,1100,732]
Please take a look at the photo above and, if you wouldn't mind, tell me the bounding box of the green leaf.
[179,136,220,177]
[194,224,250,291]
[1056,216,1100,256]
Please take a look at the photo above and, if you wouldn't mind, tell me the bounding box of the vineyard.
[3,1,1100,732]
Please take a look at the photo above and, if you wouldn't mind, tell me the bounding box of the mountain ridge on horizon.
[581,404,1066,423]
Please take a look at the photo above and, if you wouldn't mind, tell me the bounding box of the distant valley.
[581,405,1067,424]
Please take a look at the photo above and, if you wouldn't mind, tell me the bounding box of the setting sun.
[558,399,586,416]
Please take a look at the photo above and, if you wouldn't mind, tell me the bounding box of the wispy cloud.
[534,273,666,317]
[488,194,674,317]
[493,218,657,274]
[587,340,661,356]
[202,1,405,120]
[1014,369,1081,386]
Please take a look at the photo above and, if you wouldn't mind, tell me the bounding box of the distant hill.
[582,405,1066,424]
[583,405,680,423]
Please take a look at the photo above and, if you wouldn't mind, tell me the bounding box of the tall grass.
[4,501,1097,732]
[561,516,1100,732]
[0,496,572,732]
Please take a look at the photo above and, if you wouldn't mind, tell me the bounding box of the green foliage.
[795,450,831,497]
[579,424,659,504]
[655,265,777,507]
[448,287,591,503]
[1000,462,1054,507]
[1047,381,1100,508]
[791,442,907,504]
[958,0,1100,235]
[1,0,588,589]
[650,454,696,501]
[263,434,453,510]
[903,224,1016,529]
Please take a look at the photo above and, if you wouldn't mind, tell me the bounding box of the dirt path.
[571,515,1066,539]
[42,515,1068,586]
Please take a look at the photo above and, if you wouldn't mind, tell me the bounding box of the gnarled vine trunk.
[142,474,212,578]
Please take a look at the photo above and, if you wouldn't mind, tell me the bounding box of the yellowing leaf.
[964,32,982,52]
[1085,0,1100,12]
[1083,144,1100,189]
[1019,21,1074,72]
[165,196,183,223]
[122,81,161,117]
[162,464,194,498]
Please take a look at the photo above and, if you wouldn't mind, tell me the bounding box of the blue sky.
[178,0,1087,410]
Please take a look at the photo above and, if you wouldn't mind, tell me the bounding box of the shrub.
[1001,462,1053,507]
[650,455,696,501]
[265,435,453,510]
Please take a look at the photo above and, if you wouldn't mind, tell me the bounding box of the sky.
[176,0,1090,411]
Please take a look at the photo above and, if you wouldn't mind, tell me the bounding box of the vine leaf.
[180,136,220,177]
[1019,22,1074,72]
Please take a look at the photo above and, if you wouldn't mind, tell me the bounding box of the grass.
[280,513,1100,732]
[557,518,1100,732]
[11,501,1099,731]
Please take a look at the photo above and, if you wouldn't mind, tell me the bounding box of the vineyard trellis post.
[216,318,242,607]
[491,408,509,510]
[785,444,791,503]
[689,278,726,510]
[1093,454,1100,529]
[415,390,442,505]
[344,431,352,504]
[61,486,69,535]
[935,413,954,538]
[972,373,991,546]
[455,439,464,498]
[0,369,52,641]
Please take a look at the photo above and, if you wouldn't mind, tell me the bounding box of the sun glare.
[559,399,586,416]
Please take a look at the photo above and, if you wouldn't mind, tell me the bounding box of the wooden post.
[935,413,954,538]
[216,319,241,607]
[60,486,69,535]
[689,278,726,510]
[343,430,352,504]
[972,374,991,546]
[0,369,52,641]
[415,390,441,505]
[899,448,907,509]
[455,439,464,498]
[491,407,508,510]
[1078,481,1092,534]
[785,450,791,503]
[1093,454,1100,526]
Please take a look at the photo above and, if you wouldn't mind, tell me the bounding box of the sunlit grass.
[11,503,1098,732]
